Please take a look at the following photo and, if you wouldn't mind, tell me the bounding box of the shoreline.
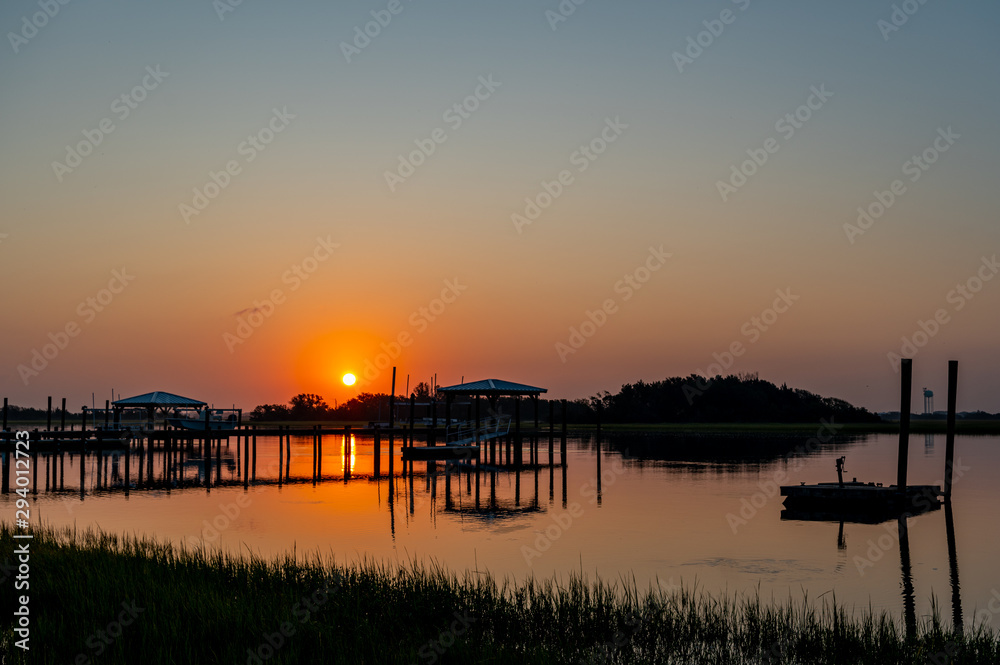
[2,523,997,664]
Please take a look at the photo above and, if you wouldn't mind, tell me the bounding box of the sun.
[342,372,356,386]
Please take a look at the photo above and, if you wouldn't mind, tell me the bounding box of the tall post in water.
[343,425,351,480]
[244,428,250,490]
[2,397,7,431]
[430,398,437,446]
[474,395,481,460]
[60,398,67,431]
[408,395,415,448]
[560,399,568,467]
[312,425,316,485]
[317,425,323,479]
[1,447,9,493]
[203,409,212,489]
[514,397,522,467]
[896,358,912,492]
[389,367,397,430]
[944,360,959,500]
[47,396,52,432]
[548,400,554,466]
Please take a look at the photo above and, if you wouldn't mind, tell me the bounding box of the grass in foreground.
[1,524,996,664]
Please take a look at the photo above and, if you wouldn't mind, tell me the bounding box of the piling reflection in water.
[2,428,990,633]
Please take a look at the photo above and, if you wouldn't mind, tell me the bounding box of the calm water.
[6,431,999,631]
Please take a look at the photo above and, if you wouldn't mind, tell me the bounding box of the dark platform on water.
[780,481,942,515]
[401,445,480,461]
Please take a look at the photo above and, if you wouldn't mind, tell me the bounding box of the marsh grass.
[1,523,995,664]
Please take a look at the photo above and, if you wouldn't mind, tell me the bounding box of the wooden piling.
[1,447,9,493]
[409,395,415,448]
[277,427,283,486]
[344,425,351,481]
[60,398,67,431]
[474,395,481,462]
[80,443,86,493]
[945,502,963,635]
[897,358,912,492]
[243,429,250,489]
[251,426,257,482]
[317,425,323,479]
[203,410,212,489]
[944,360,959,500]
[514,397,522,467]
[548,401,554,466]
[2,397,7,431]
[284,426,290,480]
[215,431,222,484]
[388,430,394,477]
[560,399,568,466]
[389,367,397,429]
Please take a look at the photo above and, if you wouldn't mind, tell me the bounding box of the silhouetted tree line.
[248,373,885,424]
[584,373,882,424]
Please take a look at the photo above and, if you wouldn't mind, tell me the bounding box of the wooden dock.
[780,482,942,513]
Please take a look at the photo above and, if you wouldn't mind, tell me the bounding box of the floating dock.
[780,481,941,513]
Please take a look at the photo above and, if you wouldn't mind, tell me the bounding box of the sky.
[1,0,998,413]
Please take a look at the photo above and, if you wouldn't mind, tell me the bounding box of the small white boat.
[167,408,239,431]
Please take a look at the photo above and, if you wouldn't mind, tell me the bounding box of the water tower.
[923,387,934,414]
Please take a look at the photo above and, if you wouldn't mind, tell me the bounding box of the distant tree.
[331,392,389,422]
[248,404,291,421]
[413,382,431,398]
[289,393,329,419]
